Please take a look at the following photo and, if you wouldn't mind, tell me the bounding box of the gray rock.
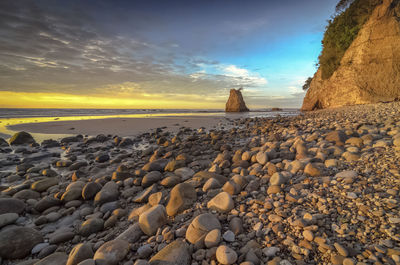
[216,245,237,265]
[207,191,234,213]
[0,198,25,215]
[9,131,36,145]
[269,172,290,186]
[186,213,221,244]
[174,167,195,180]
[77,259,96,265]
[31,177,59,192]
[0,227,43,259]
[139,205,167,236]
[142,159,168,172]
[35,197,61,212]
[35,252,68,265]
[0,212,18,228]
[93,239,130,265]
[229,217,243,235]
[94,181,119,206]
[82,182,102,200]
[79,218,104,236]
[223,230,235,242]
[13,189,41,200]
[116,223,143,243]
[49,231,75,244]
[149,239,191,265]
[67,243,94,265]
[133,184,157,203]
[77,260,96,265]
[62,188,83,202]
[15,259,40,265]
[166,183,197,216]
[204,229,221,248]
[142,171,162,187]
[255,151,268,165]
[137,244,152,258]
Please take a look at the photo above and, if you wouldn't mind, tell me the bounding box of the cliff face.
[302,0,400,111]
[225,89,249,112]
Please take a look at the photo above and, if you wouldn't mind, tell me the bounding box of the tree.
[336,0,355,13]
[303,77,313,91]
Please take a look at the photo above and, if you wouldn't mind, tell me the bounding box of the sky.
[0,0,338,109]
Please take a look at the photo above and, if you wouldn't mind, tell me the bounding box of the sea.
[0,108,300,141]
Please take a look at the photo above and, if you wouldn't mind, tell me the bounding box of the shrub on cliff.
[318,0,382,80]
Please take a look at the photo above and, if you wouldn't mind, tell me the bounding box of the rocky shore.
[0,102,399,265]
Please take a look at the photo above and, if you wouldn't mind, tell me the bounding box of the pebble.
[222,230,235,242]
[216,245,238,265]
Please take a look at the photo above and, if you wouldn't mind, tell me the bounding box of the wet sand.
[7,116,229,137]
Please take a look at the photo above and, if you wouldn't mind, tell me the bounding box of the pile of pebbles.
[0,102,399,265]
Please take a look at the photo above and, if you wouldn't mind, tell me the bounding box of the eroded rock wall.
[302,0,400,111]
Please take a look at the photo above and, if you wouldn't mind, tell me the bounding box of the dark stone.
[0,227,43,259]
[9,131,36,145]
[0,198,25,214]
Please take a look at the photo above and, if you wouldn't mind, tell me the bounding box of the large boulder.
[9,131,36,145]
[186,213,221,244]
[0,198,25,215]
[302,0,400,110]
[67,243,94,265]
[207,192,234,213]
[149,240,191,265]
[166,183,197,216]
[139,205,167,236]
[93,240,130,265]
[225,89,249,112]
[0,227,43,259]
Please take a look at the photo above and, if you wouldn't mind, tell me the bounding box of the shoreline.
[1,110,299,143]
[7,116,228,138]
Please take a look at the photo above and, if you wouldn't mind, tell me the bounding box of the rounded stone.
[222,230,235,242]
[303,230,314,241]
[9,131,36,145]
[79,218,104,237]
[82,182,102,200]
[93,240,130,265]
[270,172,288,186]
[142,171,162,188]
[139,204,167,236]
[207,192,234,213]
[166,183,197,216]
[204,229,221,248]
[0,227,44,259]
[148,239,190,265]
[35,252,68,265]
[216,245,237,265]
[67,243,94,265]
[186,213,221,244]
[0,198,25,215]
[0,212,19,228]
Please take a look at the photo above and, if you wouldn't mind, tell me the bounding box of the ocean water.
[0,108,300,141]
[0,108,298,119]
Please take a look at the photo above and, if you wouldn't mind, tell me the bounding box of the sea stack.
[225,88,249,112]
[302,0,400,111]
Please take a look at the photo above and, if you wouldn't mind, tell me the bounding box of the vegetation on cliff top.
[318,0,382,80]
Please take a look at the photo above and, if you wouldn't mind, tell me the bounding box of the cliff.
[225,89,249,112]
[302,0,400,111]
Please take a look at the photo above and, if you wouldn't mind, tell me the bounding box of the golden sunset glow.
[0,91,225,109]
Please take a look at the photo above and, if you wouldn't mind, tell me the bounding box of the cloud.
[222,65,268,86]
[0,0,322,109]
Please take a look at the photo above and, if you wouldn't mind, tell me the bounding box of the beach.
[0,102,399,264]
[0,109,298,143]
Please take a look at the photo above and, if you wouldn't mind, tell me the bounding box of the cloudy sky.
[0,0,338,109]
